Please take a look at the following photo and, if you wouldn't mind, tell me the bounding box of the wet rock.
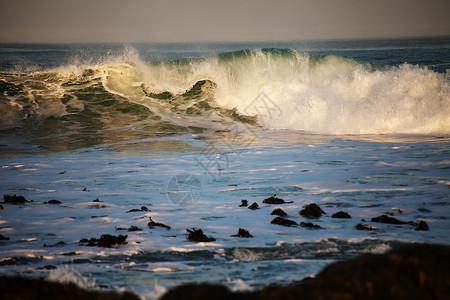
[0,204,3,210]
[331,211,351,219]
[127,206,150,213]
[92,198,102,202]
[148,217,171,230]
[116,226,143,232]
[300,222,323,229]
[270,217,298,227]
[271,208,287,217]
[0,275,140,300]
[3,194,28,204]
[355,223,378,231]
[0,234,9,240]
[161,244,450,300]
[263,194,289,204]
[79,234,127,248]
[371,214,408,224]
[299,203,326,218]
[248,202,259,210]
[186,228,216,242]
[230,228,253,238]
[414,220,429,231]
[44,199,62,205]
[239,199,248,207]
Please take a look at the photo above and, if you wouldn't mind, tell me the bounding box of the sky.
[0,0,449,43]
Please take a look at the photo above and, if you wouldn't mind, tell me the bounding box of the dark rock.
[331,211,351,219]
[239,199,248,207]
[186,228,215,242]
[148,217,171,229]
[3,194,28,204]
[271,208,287,217]
[44,200,62,205]
[270,217,298,227]
[415,220,429,231]
[82,187,88,192]
[0,204,3,210]
[355,223,377,230]
[371,214,408,224]
[92,198,101,202]
[300,222,323,229]
[262,194,287,204]
[0,234,9,240]
[230,228,253,238]
[0,275,139,300]
[79,234,127,248]
[161,244,450,300]
[127,206,150,213]
[248,202,259,210]
[161,284,230,300]
[116,226,143,232]
[299,203,326,218]
[43,241,66,247]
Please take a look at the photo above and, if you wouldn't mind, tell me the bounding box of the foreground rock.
[239,199,248,207]
[248,202,259,210]
[299,203,326,218]
[161,244,450,300]
[0,276,139,300]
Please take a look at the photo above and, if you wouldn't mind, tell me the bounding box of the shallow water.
[1,131,449,298]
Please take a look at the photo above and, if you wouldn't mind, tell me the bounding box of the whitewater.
[0,38,449,299]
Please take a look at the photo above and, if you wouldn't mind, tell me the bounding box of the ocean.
[0,37,449,298]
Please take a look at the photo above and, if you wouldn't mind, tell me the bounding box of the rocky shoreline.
[1,243,448,300]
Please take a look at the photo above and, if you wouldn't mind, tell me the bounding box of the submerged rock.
[161,244,450,300]
[263,195,288,204]
[331,211,351,219]
[271,208,287,217]
[371,214,408,225]
[0,275,139,300]
[230,228,253,238]
[300,222,323,229]
[299,203,326,218]
[186,228,216,242]
[355,223,378,231]
[239,199,248,207]
[3,194,28,204]
[148,217,171,229]
[270,217,298,227]
[414,220,430,231]
[248,202,259,210]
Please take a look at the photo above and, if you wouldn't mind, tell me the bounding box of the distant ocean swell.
[1,47,449,135]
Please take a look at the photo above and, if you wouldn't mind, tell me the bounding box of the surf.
[1,46,449,136]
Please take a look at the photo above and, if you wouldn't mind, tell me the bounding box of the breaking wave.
[1,47,449,135]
